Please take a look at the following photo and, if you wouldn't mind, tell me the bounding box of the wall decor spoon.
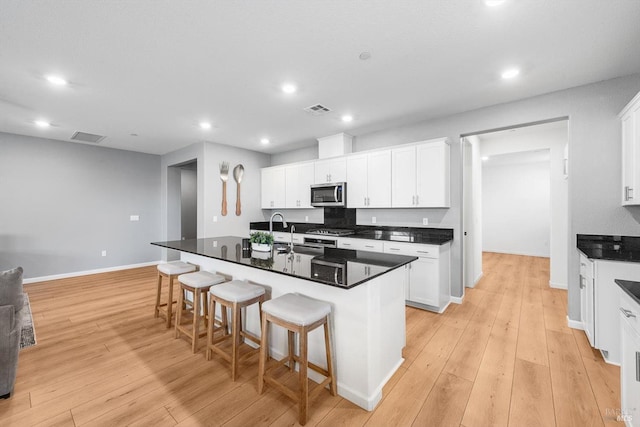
[233,164,244,216]
[219,161,229,216]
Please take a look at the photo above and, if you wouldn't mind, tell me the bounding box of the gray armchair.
[0,266,24,399]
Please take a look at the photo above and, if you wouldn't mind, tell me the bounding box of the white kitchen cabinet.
[346,150,392,208]
[261,166,286,209]
[314,157,346,184]
[337,237,384,252]
[285,163,314,208]
[391,139,450,208]
[383,241,450,313]
[579,253,595,346]
[583,259,640,365]
[620,90,640,205]
[619,289,640,426]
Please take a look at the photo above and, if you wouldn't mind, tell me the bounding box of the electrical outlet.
[213,216,218,222]
[422,218,429,225]
[372,217,377,224]
[305,216,309,222]
[129,215,139,221]
[101,250,107,257]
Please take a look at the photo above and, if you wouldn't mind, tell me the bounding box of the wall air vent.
[303,104,331,115]
[70,131,106,144]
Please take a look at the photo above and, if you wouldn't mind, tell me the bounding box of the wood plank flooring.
[0,253,622,426]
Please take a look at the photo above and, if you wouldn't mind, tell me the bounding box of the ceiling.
[1,1,639,156]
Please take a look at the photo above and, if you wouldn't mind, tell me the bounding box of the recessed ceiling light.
[199,122,212,130]
[45,75,68,86]
[482,156,489,161]
[341,115,353,123]
[501,68,520,79]
[281,83,297,94]
[35,120,50,128]
[485,0,506,7]
[260,138,270,144]
[359,52,372,61]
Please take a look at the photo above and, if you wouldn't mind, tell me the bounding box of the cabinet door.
[416,141,450,207]
[581,256,596,347]
[261,167,285,209]
[367,150,392,207]
[314,158,346,184]
[408,258,439,307]
[285,163,314,208]
[622,111,635,205]
[620,315,640,425]
[391,146,417,207]
[346,154,368,208]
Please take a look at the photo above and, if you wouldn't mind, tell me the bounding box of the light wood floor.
[0,253,622,426]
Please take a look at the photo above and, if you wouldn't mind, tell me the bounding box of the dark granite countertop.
[152,236,416,289]
[614,279,640,306]
[250,222,453,245]
[577,234,640,263]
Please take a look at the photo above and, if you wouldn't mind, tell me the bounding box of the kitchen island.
[152,236,416,410]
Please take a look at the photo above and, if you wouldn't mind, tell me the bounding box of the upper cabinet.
[261,166,286,209]
[285,163,314,209]
[621,90,640,205]
[314,157,346,184]
[392,139,450,208]
[346,150,392,208]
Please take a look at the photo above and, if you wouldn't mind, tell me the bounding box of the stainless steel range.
[306,228,355,236]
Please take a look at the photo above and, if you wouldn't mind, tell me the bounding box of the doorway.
[167,160,198,257]
[462,119,569,289]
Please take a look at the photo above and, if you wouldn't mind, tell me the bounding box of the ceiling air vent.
[70,131,106,144]
[303,104,331,115]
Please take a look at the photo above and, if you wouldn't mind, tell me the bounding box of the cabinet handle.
[364,196,367,206]
[365,245,374,248]
[579,275,585,289]
[412,195,415,205]
[636,351,640,382]
[342,243,351,246]
[580,262,586,267]
[416,195,419,205]
[389,247,400,251]
[620,307,636,318]
[626,186,634,201]
[417,250,430,254]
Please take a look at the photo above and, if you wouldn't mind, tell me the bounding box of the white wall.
[0,132,162,279]
[270,73,640,322]
[482,152,551,257]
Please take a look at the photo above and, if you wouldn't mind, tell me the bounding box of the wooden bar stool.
[175,271,230,353]
[206,280,266,381]
[257,293,336,426]
[155,261,197,328]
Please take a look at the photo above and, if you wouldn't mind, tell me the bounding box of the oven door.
[310,183,346,207]
[310,259,346,286]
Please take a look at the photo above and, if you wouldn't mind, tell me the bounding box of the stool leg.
[206,297,215,361]
[324,318,337,396]
[175,284,184,339]
[299,326,309,426]
[288,330,295,371]
[191,289,200,353]
[155,273,162,318]
[231,302,241,381]
[258,313,269,394]
[166,276,175,328]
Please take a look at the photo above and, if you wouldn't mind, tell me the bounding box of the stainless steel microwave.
[310,182,346,207]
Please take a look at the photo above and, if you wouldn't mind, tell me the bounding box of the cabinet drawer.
[620,290,640,336]
[383,241,439,258]
[338,238,383,252]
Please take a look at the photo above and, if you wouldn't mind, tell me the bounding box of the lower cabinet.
[383,241,451,313]
[579,253,595,347]
[619,290,640,426]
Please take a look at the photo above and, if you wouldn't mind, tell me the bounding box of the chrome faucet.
[269,211,287,234]
[289,224,296,252]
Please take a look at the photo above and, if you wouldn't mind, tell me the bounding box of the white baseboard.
[550,281,567,290]
[566,315,584,330]
[23,261,162,284]
[450,295,464,305]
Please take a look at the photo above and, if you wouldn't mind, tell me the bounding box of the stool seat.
[209,280,265,303]
[179,271,227,288]
[262,293,331,326]
[157,261,196,275]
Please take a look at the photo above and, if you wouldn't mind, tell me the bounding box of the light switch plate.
[213,216,218,222]
[372,217,377,224]
[422,218,428,225]
[130,215,139,221]
[101,250,107,257]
